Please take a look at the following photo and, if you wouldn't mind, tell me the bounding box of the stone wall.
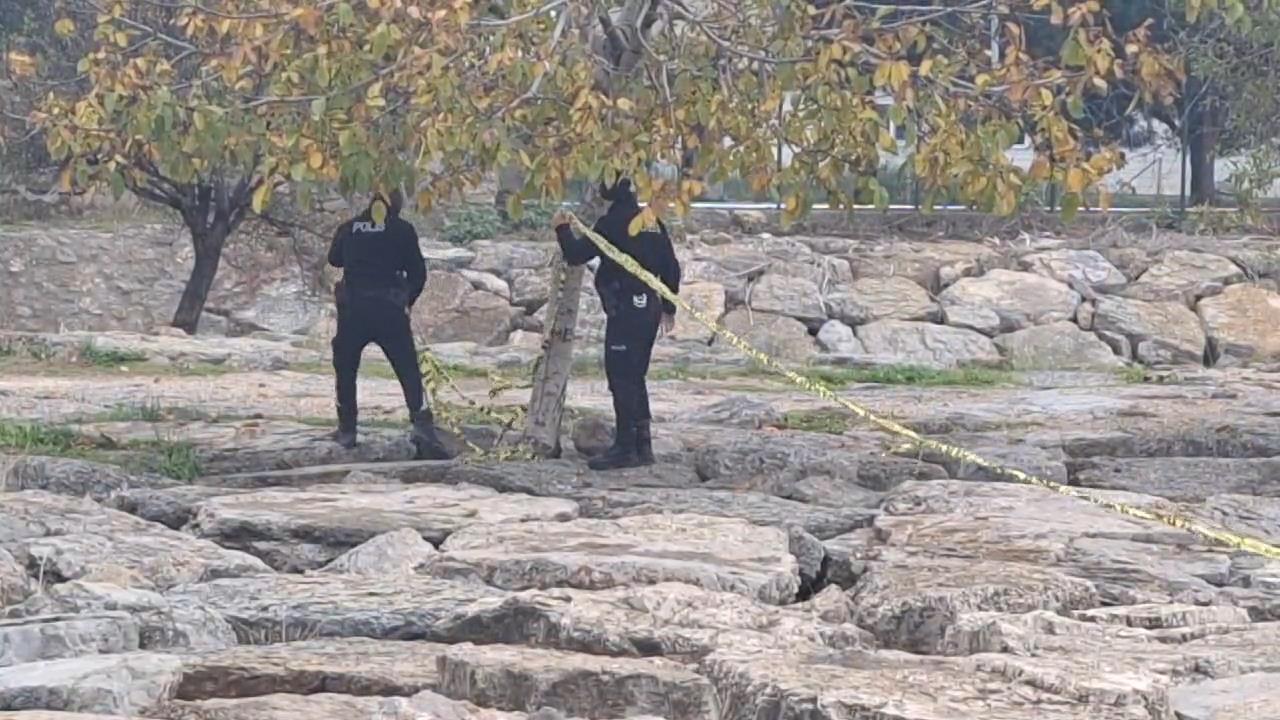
[3,216,1279,370]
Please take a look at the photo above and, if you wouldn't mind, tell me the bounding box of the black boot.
[588,418,639,471]
[332,407,357,449]
[410,408,453,460]
[634,420,654,466]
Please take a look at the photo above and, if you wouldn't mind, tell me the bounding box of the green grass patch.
[79,342,148,367]
[801,365,1014,388]
[0,421,82,454]
[1115,365,1147,384]
[437,203,557,245]
[775,409,853,435]
[0,419,202,481]
[93,401,214,423]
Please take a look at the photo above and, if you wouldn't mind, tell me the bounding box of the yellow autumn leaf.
[879,129,899,152]
[1065,167,1087,194]
[784,194,800,214]
[251,183,272,214]
[627,208,655,237]
[54,18,76,37]
[615,97,635,112]
[308,150,324,170]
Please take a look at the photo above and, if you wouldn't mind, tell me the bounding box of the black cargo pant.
[603,288,661,430]
[332,285,425,418]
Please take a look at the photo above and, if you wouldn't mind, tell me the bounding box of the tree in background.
[30,0,1264,335]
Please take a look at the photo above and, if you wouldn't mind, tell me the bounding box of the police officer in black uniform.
[553,178,682,470]
[327,189,451,460]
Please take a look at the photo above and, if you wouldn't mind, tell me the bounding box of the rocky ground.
[1,331,1279,720]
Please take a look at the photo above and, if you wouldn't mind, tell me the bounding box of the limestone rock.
[468,241,555,279]
[414,272,519,346]
[430,583,870,659]
[668,282,726,344]
[319,528,441,575]
[855,320,1002,369]
[1126,250,1244,303]
[993,322,1124,370]
[570,487,874,540]
[701,647,1151,720]
[186,483,578,571]
[436,643,716,720]
[938,269,1081,332]
[1092,296,1206,365]
[0,549,31,609]
[176,638,447,700]
[433,514,801,604]
[847,240,1001,293]
[5,581,235,652]
[532,282,608,344]
[104,486,246,530]
[686,396,782,429]
[0,652,183,715]
[458,269,512,302]
[747,274,826,326]
[719,309,816,363]
[1067,457,1280,503]
[1073,604,1252,630]
[825,276,938,326]
[1197,283,1280,366]
[1169,672,1280,720]
[813,320,860,354]
[0,456,178,501]
[1020,249,1128,292]
[420,242,477,269]
[850,557,1099,653]
[164,574,504,643]
[693,430,947,495]
[509,269,551,310]
[941,303,1004,336]
[2,493,268,593]
[0,614,140,668]
[153,691,529,720]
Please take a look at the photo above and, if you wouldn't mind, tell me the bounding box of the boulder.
[164,574,505,644]
[701,646,1151,720]
[941,304,1004,336]
[436,643,716,720]
[0,549,31,609]
[457,269,512,302]
[719,309,817,363]
[1067,457,1280,503]
[433,514,801,604]
[428,582,870,658]
[1197,283,1280,366]
[1019,249,1128,292]
[0,652,182,716]
[414,272,520,346]
[186,484,578,571]
[175,637,447,700]
[0,614,139,668]
[993,322,1124,370]
[467,241,555,279]
[1169,672,1280,720]
[847,240,1001,293]
[2,491,270,592]
[570,487,875,540]
[319,528,440,575]
[686,396,782,429]
[1125,250,1244,303]
[815,320,862,354]
[1092,296,1206,365]
[508,269,552,310]
[849,557,1098,653]
[420,242,477,269]
[855,320,1002,369]
[5,580,235,652]
[747,274,827,326]
[825,276,938,326]
[0,456,178,502]
[668,282,726,344]
[938,269,1081,333]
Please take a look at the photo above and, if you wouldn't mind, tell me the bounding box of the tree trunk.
[522,260,587,458]
[1188,112,1219,207]
[523,188,607,457]
[171,225,228,335]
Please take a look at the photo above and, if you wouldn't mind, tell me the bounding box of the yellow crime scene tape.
[562,212,1280,561]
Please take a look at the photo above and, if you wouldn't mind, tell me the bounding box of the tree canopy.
[25,0,1271,330]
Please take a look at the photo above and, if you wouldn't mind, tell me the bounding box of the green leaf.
[1060,193,1081,222]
